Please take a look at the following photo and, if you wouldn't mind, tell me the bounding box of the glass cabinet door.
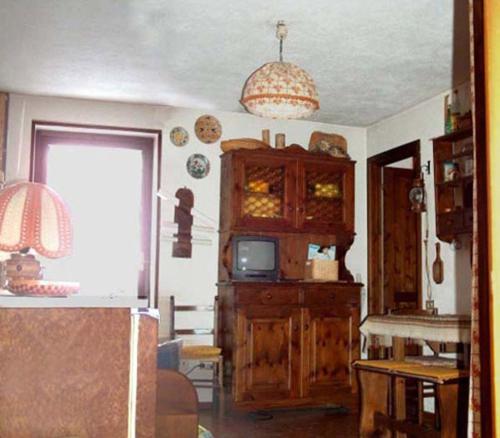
[298,160,354,233]
[236,157,295,230]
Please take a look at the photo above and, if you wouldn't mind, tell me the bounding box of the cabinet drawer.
[235,286,300,305]
[302,287,359,307]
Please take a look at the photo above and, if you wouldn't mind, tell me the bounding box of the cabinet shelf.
[432,127,473,143]
[307,195,343,201]
[436,175,473,188]
[450,150,473,160]
[243,191,280,197]
[433,130,474,243]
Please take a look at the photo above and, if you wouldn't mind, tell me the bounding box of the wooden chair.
[169,295,223,409]
[156,368,199,438]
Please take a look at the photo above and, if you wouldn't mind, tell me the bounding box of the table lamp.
[0,181,79,296]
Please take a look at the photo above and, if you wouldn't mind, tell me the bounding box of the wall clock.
[194,115,222,144]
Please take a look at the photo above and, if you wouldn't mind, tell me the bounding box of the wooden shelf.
[450,150,473,159]
[307,195,343,201]
[436,176,473,188]
[433,129,474,243]
[432,128,473,143]
[244,191,280,197]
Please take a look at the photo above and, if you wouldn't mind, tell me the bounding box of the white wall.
[367,87,472,314]
[4,94,368,327]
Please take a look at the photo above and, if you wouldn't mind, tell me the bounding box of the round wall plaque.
[186,154,210,179]
[194,115,222,144]
[170,126,189,147]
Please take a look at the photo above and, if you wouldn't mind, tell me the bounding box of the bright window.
[32,128,156,299]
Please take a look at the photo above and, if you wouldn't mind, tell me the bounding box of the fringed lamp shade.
[241,62,320,119]
[0,182,73,258]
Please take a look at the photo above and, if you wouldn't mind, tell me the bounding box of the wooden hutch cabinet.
[217,145,361,410]
[432,128,474,243]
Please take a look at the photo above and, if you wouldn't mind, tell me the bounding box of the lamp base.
[3,253,42,284]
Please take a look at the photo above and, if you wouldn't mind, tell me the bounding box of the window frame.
[30,122,162,304]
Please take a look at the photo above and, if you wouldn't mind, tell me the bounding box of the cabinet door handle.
[266,293,272,300]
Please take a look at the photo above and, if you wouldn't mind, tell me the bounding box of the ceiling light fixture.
[240,20,319,120]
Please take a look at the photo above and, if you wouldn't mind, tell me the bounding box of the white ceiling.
[0,0,469,126]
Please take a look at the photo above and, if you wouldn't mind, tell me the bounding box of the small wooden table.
[354,360,469,438]
[358,314,471,438]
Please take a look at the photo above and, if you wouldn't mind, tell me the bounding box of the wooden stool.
[353,360,469,438]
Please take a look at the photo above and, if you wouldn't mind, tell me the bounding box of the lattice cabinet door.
[297,159,354,233]
[234,156,296,231]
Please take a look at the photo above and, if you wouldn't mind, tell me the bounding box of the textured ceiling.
[0,0,469,126]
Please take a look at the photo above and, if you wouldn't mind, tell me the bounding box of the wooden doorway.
[367,141,421,315]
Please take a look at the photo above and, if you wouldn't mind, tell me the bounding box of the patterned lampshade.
[241,61,320,119]
[0,182,72,258]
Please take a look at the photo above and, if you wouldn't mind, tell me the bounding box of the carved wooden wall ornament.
[172,187,194,258]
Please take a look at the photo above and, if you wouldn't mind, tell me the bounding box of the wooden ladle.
[432,242,444,284]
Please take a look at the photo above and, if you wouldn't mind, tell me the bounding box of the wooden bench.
[353,360,469,438]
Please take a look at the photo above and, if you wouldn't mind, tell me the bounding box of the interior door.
[382,167,420,311]
[233,306,301,403]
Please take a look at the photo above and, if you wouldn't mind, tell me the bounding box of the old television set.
[232,236,279,281]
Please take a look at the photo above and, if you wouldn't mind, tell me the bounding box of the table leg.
[358,369,391,438]
[391,337,407,437]
[436,381,468,438]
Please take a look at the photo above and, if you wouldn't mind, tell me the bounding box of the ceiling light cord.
[276,20,287,63]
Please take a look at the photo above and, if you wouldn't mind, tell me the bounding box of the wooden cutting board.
[432,242,444,284]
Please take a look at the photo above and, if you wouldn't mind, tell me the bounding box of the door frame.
[367,140,421,314]
[473,0,493,434]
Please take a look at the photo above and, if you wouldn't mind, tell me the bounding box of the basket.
[304,260,339,281]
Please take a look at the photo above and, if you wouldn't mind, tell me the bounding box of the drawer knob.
[266,293,272,300]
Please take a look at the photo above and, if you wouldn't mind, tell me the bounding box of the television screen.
[237,240,276,271]
[232,236,279,280]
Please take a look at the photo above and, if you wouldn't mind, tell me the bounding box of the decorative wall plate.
[170,126,189,147]
[186,154,210,179]
[194,115,222,144]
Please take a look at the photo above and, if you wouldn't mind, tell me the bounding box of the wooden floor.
[198,399,359,438]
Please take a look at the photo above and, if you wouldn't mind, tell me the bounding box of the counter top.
[217,280,364,287]
[0,293,150,308]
